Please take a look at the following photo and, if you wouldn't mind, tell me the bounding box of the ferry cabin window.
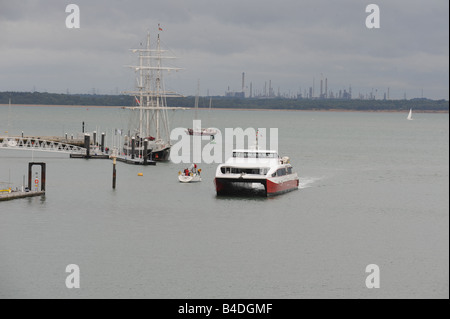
[277,168,286,176]
[222,167,269,175]
[287,167,292,174]
[232,152,277,158]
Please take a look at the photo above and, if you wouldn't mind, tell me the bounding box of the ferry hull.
[266,178,299,196]
[215,177,298,197]
[215,178,265,196]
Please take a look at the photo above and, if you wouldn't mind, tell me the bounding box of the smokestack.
[313,77,315,98]
[325,78,328,99]
[320,79,323,97]
[242,72,245,93]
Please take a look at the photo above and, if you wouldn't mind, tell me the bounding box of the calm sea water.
[0,105,448,298]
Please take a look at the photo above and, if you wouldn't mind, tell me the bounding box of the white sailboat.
[123,28,184,161]
[186,81,218,136]
[407,108,413,121]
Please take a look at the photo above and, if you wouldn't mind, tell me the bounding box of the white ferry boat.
[214,149,299,197]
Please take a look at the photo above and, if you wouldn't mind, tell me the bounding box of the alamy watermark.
[65,4,379,30]
[365,264,380,289]
[170,121,278,164]
[65,264,80,289]
[65,4,80,29]
[365,4,380,29]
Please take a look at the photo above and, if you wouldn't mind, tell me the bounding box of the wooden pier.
[69,154,110,159]
[0,191,45,202]
[1,133,157,166]
[116,156,156,166]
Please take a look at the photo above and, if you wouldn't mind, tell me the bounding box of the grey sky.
[0,0,448,99]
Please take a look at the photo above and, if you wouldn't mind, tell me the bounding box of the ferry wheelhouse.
[214,149,299,197]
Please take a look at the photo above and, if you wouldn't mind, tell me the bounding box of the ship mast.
[156,33,161,140]
[145,31,151,138]
[124,28,184,141]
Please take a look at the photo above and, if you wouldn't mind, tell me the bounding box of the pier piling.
[112,156,117,189]
[144,139,148,165]
[101,133,105,153]
[84,134,90,158]
[131,137,136,160]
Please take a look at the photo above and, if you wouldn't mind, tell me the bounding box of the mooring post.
[131,137,136,160]
[101,133,105,153]
[65,133,68,140]
[143,139,148,165]
[82,121,85,133]
[93,131,97,146]
[41,163,46,191]
[84,134,90,158]
[22,131,24,138]
[112,156,117,189]
[28,163,32,190]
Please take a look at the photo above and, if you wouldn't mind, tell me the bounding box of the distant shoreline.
[0,104,448,114]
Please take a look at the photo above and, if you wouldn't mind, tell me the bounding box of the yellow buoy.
[138,173,143,177]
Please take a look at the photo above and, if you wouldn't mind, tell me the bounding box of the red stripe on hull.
[214,178,226,194]
[266,178,299,196]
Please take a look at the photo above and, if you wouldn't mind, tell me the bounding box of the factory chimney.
[320,79,323,98]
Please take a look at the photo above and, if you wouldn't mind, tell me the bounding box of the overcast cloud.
[0,0,448,99]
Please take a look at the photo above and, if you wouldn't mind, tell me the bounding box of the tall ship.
[123,28,183,161]
[214,148,299,197]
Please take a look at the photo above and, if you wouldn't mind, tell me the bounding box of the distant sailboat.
[407,108,413,120]
[186,81,218,136]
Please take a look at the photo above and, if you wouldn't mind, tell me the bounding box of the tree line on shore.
[0,91,448,112]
